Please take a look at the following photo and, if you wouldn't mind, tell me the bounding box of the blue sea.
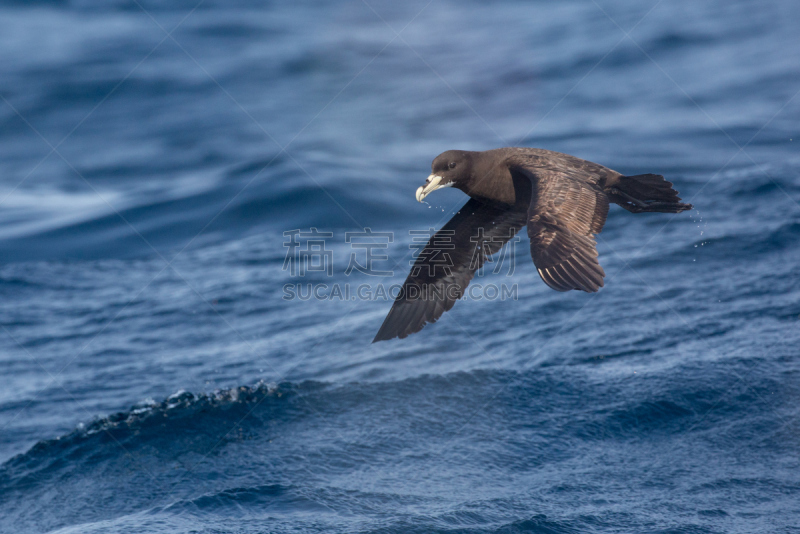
[2,0,800,532]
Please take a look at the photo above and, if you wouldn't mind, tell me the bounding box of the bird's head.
[415,150,473,202]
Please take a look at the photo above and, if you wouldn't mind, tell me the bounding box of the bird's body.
[373,147,692,342]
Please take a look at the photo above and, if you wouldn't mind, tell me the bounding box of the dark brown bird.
[373,147,693,342]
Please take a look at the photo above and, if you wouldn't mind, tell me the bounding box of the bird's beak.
[415,174,450,202]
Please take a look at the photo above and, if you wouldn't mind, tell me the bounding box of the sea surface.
[1,0,800,532]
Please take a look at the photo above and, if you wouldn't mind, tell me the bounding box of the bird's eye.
[448,161,456,169]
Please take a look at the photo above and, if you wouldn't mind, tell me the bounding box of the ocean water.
[1,0,800,532]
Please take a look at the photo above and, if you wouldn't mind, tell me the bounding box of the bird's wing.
[508,158,610,293]
[373,198,527,342]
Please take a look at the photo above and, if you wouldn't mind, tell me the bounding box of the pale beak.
[415,174,451,202]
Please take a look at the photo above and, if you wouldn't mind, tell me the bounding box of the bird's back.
[499,147,624,189]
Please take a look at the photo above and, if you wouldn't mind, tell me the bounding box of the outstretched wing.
[509,159,610,292]
[373,198,526,342]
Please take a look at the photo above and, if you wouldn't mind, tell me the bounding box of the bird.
[372,147,693,342]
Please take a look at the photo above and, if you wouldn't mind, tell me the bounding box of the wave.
[1,362,794,533]
[2,382,297,470]
[1,362,782,472]
[0,170,412,261]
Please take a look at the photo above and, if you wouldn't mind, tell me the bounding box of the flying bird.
[373,147,693,342]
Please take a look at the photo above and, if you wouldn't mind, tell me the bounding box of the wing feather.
[373,198,527,342]
[508,156,610,293]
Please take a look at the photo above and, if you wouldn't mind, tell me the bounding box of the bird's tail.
[606,173,693,213]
